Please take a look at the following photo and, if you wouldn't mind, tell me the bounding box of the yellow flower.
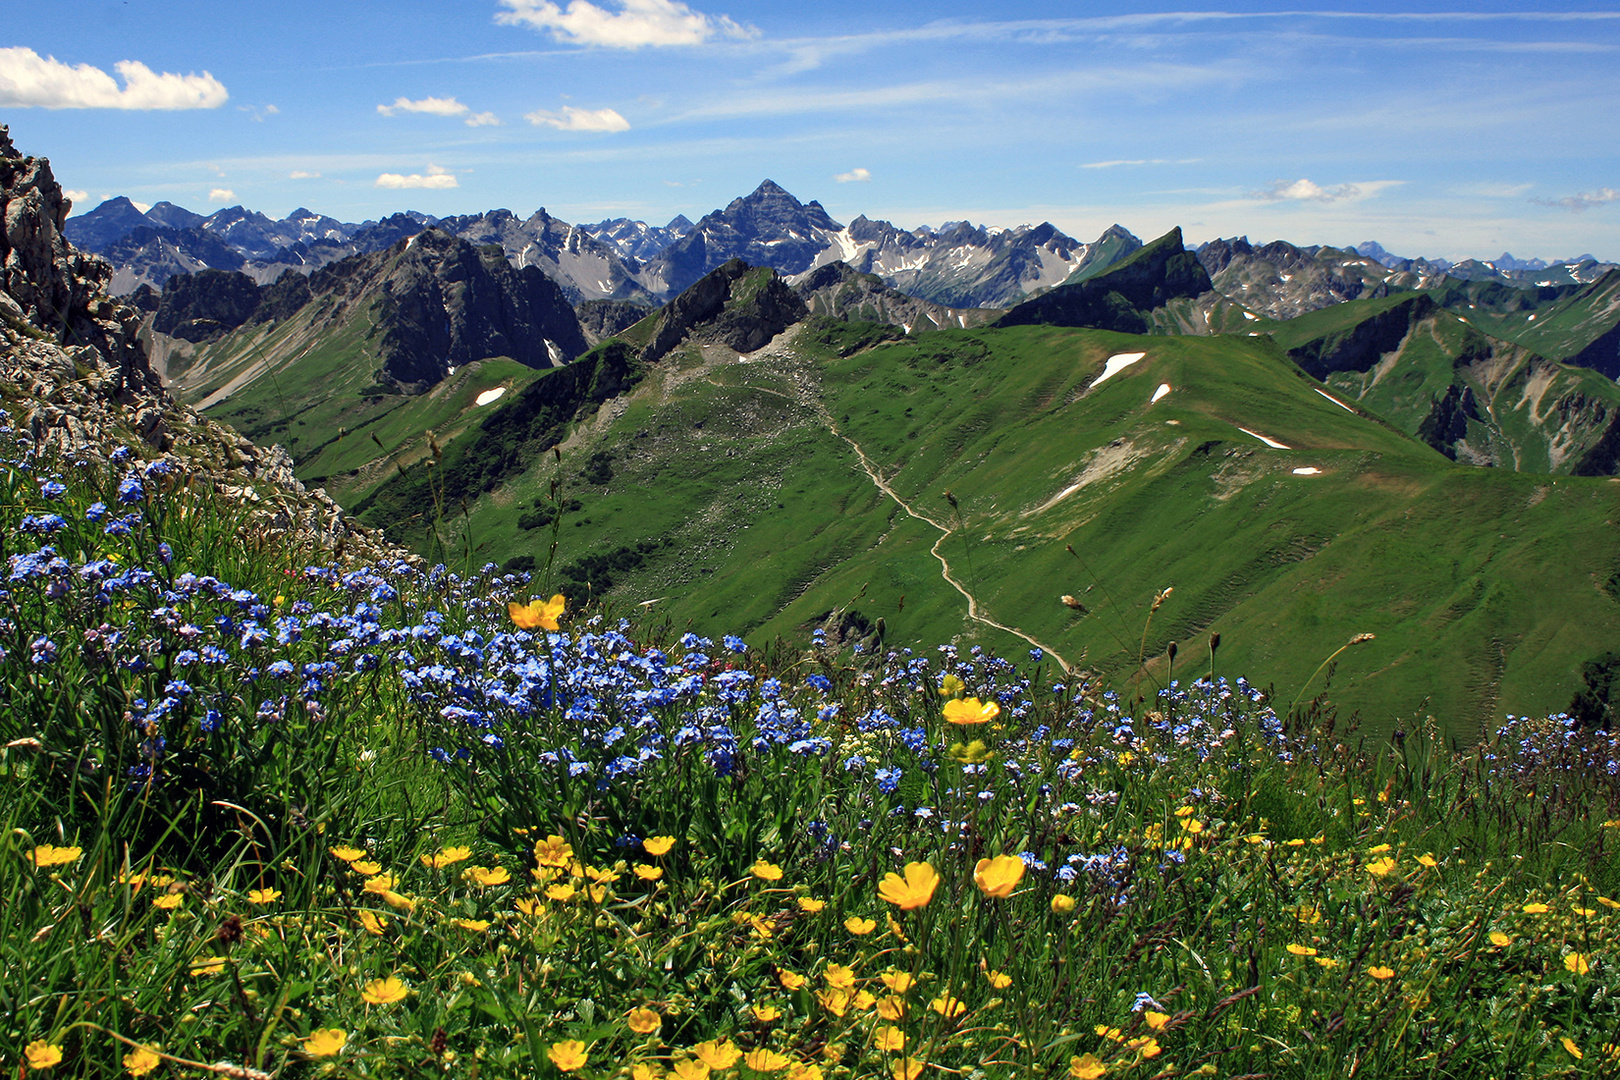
[798,896,826,912]
[360,976,409,1005]
[247,888,281,904]
[509,594,566,631]
[124,1045,161,1076]
[845,916,876,935]
[823,963,857,990]
[350,860,384,876]
[635,864,664,881]
[878,862,939,910]
[422,846,472,869]
[28,845,83,868]
[1052,893,1077,914]
[152,893,183,910]
[816,988,852,1017]
[1563,1037,1583,1060]
[1287,943,1318,956]
[751,1004,783,1023]
[627,1006,662,1034]
[939,673,965,697]
[1489,930,1512,948]
[672,1061,712,1080]
[1367,843,1391,853]
[874,1026,907,1052]
[779,969,807,991]
[985,969,1012,989]
[643,836,676,856]
[973,854,1025,898]
[533,835,574,867]
[1143,1010,1170,1031]
[1314,956,1340,969]
[189,955,228,976]
[546,882,577,902]
[693,1039,741,1070]
[305,1028,347,1057]
[1070,1053,1107,1079]
[930,994,966,1017]
[1416,853,1438,868]
[890,1057,926,1080]
[745,1048,793,1072]
[881,970,916,993]
[1181,819,1204,834]
[25,1041,64,1069]
[789,1064,824,1080]
[1095,1025,1123,1042]
[363,873,397,893]
[1126,1036,1162,1058]
[466,865,511,887]
[514,897,545,917]
[853,989,877,1010]
[380,890,415,912]
[943,697,1000,725]
[877,995,908,1021]
[1522,902,1550,914]
[1565,953,1590,976]
[1575,906,1597,916]
[1366,857,1397,877]
[1368,965,1396,980]
[1601,896,1620,909]
[752,859,784,881]
[453,918,491,932]
[548,1039,589,1071]
[633,1064,666,1080]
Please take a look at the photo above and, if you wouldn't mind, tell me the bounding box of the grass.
[4,404,1620,1078]
[391,321,1620,735]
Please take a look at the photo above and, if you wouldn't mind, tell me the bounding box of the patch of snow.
[1091,351,1147,388]
[1458,317,1469,324]
[1314,388,1356,413]
[447,366,456,375]
[1237,426,1290,449]
[1151,383,1172,403]
[475,387,508,406]
[1242,311,1258,321]
[902,323,912,335]
[1527,314,1537,320]
[958,314,968,328]
[1292,467,1322,476]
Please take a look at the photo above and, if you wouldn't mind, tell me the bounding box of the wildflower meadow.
[3,408,1618,1079]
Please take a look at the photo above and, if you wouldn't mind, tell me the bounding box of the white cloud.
[289,170,322,180]
[1250,178,1383,204]
[495,0,756,48]
[63,188,89,205]
[525,105,630,132]
[207,188,236,203]
[378,95,471,117]
[465,111,501,127]
[1082,158,1202,169]
[0,47,227,110]
[833,168,871,183]
[375,164,459,190]
[1533,187,1620,213]
[130,200,152,213]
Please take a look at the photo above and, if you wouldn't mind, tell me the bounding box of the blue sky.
[4,1,1619,261]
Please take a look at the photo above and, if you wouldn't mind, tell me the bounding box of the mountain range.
[28,138,1620,729]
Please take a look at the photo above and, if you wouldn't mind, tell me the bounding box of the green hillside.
[360,319,1620,736]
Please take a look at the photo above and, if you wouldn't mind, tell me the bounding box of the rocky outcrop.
[641,258,806,364]
[149,268,264,342]
[996,228,1212,333]
[1284,294,1437,379]
[0,124,404,565]
[577,298,653,345]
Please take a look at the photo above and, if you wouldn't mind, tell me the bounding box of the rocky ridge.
[0,124,402,564]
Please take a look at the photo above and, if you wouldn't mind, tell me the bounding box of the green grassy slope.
[403,320,1620,735]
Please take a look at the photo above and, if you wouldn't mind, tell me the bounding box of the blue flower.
[116,471,144,504]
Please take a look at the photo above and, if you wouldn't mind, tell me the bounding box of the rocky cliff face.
[996,228,1213,333]
[640,258,806,364]
[0,124,399,563]
[793,260,998,331]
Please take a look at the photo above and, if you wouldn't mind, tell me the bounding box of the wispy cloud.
[238,103,279,122]
[0,46,227,109]
[1081,158,1202,169]
[207,188,236,203]
[1533,187,1620,212]
[1249,178,1402,204]
[375,164,459,190]
[833,167,871,183]
[377,95,498,126]
[525,105,630,131]
[289,170,322,180]
[495,0,756,49]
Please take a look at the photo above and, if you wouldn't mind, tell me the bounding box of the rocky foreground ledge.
[0,125,407,566]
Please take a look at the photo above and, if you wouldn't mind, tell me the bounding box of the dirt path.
[715,334,1076,673]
